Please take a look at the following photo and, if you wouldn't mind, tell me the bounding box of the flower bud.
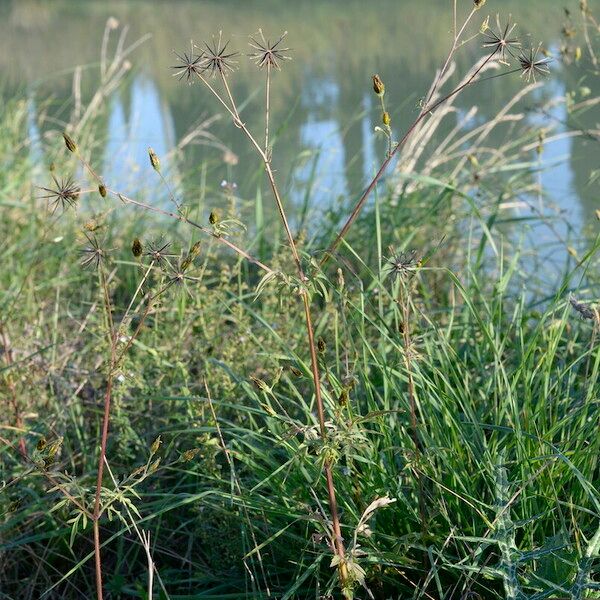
[317,337,326,353]
[372,74,385,96]
[132,238,143,257]
[382,111,391,126]
[150,435,162,455]
[98,184,107,198]
[148,147,160,172]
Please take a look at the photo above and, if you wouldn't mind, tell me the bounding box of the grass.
[1,4,600,599]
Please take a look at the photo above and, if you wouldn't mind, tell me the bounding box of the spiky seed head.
[200,31,239,76]
[382,111,391,126]
[248,29,291,70]
[98,184,107,198]
[132,238,143,257]
[148,147,160,172]
[372,74,385,96]
[62,132,77,153]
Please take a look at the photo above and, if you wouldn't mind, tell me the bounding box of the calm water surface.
[1,0,598,254]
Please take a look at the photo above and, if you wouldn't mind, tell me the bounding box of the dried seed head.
[518,44,552,82]
[482,15,521,64]
[200,31,239,76]
[171,47,204,83]
[132,238,143,257]
[569,295,596,321]
[62,132,78,153]
[382,111,391,126]
[248,29,291,70]
[80,233,108,270]
[372,74,385,96]
[148,147,160,172]
[98,183,107,198]
[386,248,419,280]
[38,174,80,214]
[145,238,171,264]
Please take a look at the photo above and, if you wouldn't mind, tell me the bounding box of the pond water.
[1,0,598,252]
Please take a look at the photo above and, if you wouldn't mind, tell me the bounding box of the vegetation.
[1,1,599,599]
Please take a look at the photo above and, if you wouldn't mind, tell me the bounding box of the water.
[1,0,598,250]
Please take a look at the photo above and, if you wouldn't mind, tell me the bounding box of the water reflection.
[0,0,597,243]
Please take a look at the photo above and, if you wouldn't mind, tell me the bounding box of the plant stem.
[321,50,498,266]
[215,69,350,591]
[93,266,117,600]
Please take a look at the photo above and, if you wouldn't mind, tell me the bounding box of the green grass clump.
[1,8,600,600]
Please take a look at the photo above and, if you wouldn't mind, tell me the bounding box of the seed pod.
[132,238,143,257]
[372,74,385,96]
[148,147,160,172]
[98,184,107,198]
[290,366,302,377]
[62,132,78,153]
[209,210,219,225]
[382,111,391,126]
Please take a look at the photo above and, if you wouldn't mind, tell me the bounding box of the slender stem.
[265,63,271,154]
[209,69,350,591]
[399,281,427,532]
[0,434,91,518]
[321,50,498,266]
[427,8,476,107]
[112,191,274,274]
[93,267,116,600]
